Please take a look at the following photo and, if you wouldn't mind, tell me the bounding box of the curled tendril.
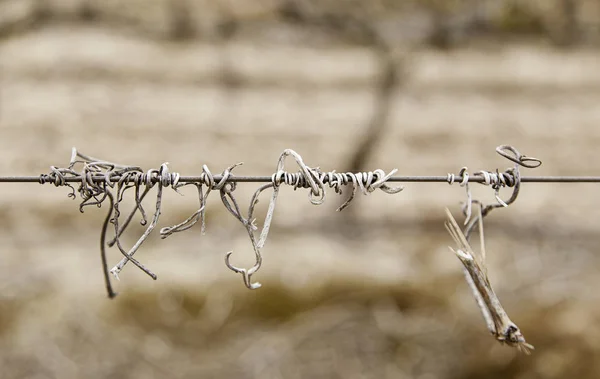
[446,145,542,240]
[258,149,402,249]
[41,147,405,295]
[40,149,193,298]
[219,166,266,290]
[222,149,403,289]
[496,145,542,169]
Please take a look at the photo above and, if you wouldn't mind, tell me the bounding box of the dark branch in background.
[346,46,398,174]
[427,6,454,50]
[78,0,97,22]
[553,0,579,47]
[278,0,402,175]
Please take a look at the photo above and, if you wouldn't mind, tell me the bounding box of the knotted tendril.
[158,163,241,239]
[224,148,403,290]
[447,145,542,241]
[41,147,405,295]
[40,148,239,298]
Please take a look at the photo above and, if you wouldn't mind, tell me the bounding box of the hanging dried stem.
[445,145,541,353]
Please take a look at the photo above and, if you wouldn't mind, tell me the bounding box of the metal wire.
[1,175,600,183]
[12,144,600,299]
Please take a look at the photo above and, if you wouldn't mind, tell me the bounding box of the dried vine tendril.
[223,149,402,289]
[40,149,256,297]
[40,149,172,297]
[446,145,542,238]
[444,146,541,353]
[38,147,408,295]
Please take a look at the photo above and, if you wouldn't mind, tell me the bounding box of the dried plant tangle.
[39,145,540,354]
[40,148,403,297]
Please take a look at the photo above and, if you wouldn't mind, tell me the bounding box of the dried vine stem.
[446,206,534,354]
[447,145,542,240]
[40,147,402,297]
[445,145,541,353]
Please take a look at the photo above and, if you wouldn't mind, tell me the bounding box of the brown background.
[1,1,600,378]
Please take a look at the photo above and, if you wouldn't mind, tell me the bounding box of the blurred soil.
[1,3,600,378]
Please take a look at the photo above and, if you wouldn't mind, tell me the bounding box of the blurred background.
[1,0,600,378]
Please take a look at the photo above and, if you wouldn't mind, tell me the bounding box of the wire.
[15,145,591,299]
[2,175,600,183]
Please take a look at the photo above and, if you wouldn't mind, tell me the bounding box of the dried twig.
[445,206,534,354]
